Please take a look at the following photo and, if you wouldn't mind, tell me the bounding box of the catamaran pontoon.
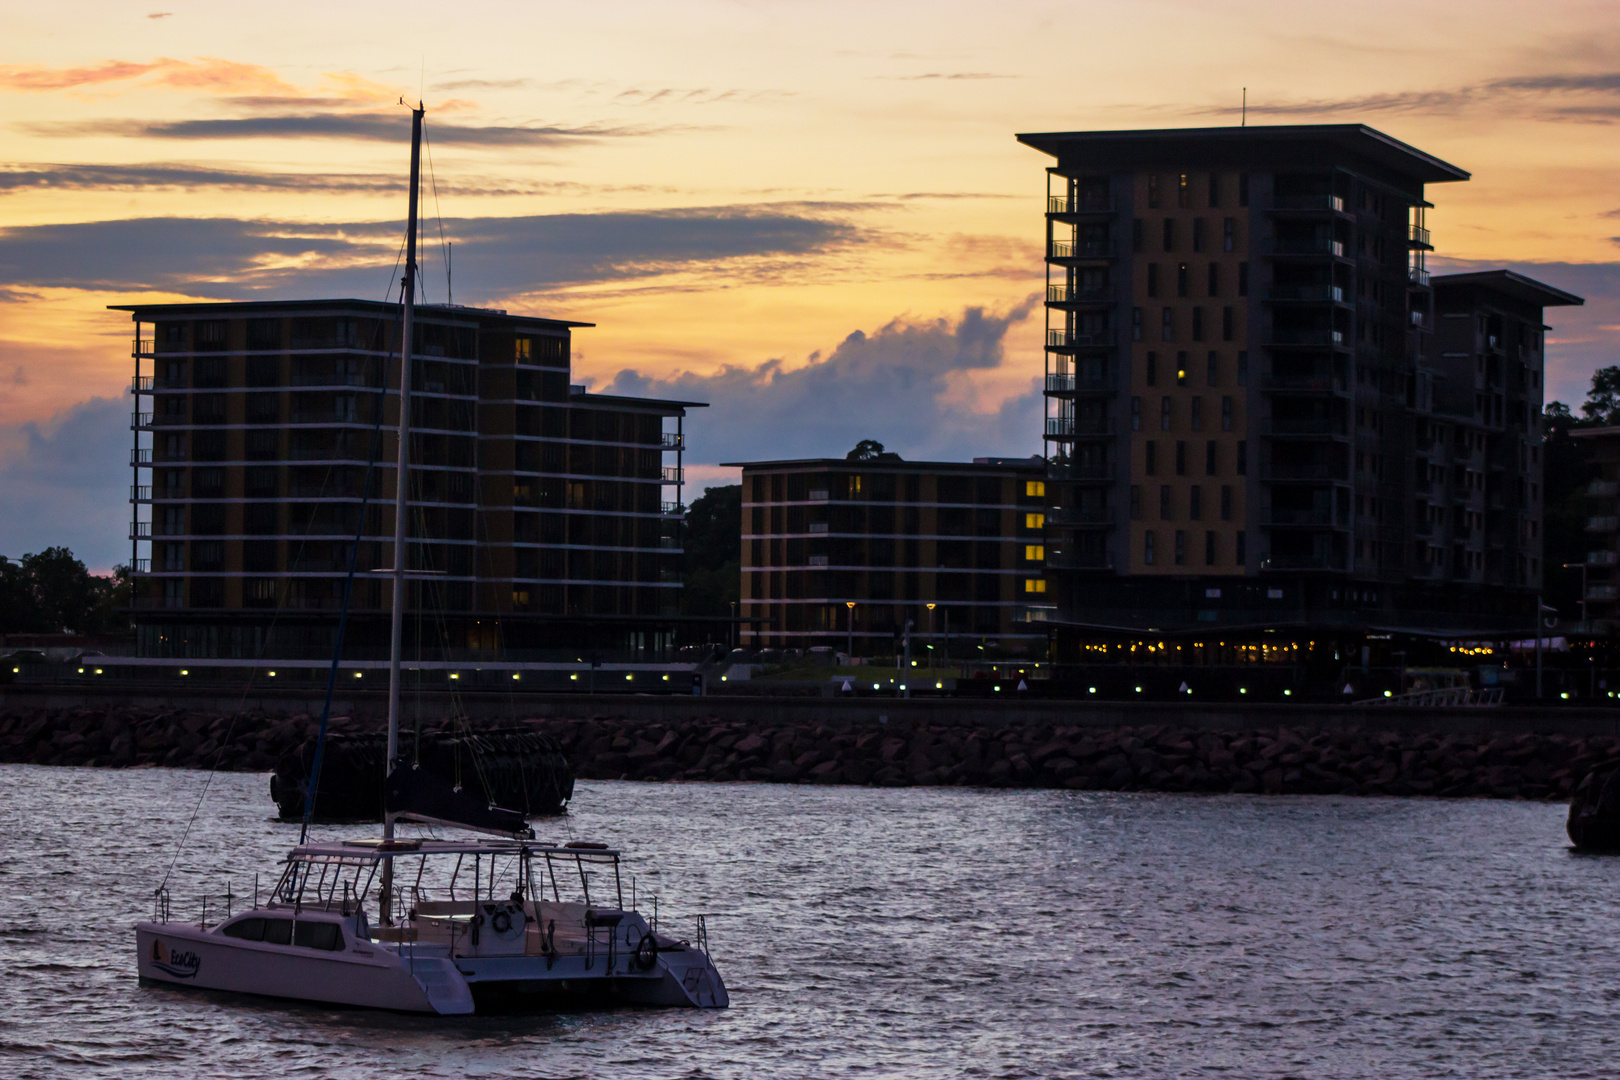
[134,99,727,1013]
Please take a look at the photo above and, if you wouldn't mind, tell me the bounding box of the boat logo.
[150,939,201,979]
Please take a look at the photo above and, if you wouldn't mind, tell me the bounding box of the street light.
[846,601,856,662]
[926,602,936,666]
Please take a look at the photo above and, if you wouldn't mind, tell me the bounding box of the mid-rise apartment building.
[117,299,699,661]
[1571,426,1620,633]
[727,456,1049,654]
[1015,124,1580,636]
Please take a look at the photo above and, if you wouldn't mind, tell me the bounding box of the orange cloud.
[0,60,162,90]
[0,57,380,101]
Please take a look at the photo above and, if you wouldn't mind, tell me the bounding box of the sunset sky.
[2,0,1617,568]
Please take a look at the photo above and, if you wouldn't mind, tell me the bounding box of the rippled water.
[1,764,1616,1078]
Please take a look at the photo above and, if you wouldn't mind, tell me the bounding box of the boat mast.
[385,101,424,845]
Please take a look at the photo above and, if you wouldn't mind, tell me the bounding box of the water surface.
[0,764,1614,1078]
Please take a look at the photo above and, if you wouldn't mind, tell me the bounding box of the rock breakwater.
[1,706,1615,801]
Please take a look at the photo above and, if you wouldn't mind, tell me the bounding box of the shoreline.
[1,706,1610,801]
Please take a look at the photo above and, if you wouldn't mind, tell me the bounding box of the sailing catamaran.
[134,102,728,1013]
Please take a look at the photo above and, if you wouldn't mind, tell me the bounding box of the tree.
[846,439,885,461]
[680,484,741,627]
[1582,366,1620,425]
[0,547,130,638]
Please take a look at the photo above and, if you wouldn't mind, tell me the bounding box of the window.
[1162,308,1173,341]
[1208,263,1219,297]
[1191,396,1204,431]
[1024,578,1047,594]
[1192,307,1204,342]
[1130,485,1142,520]
[1209,174,1220,207]
[1176,353,1188,386]
[1160,396,1172,430]
[1024,512,1045,529]
[1220,484,1232,521]
[1174,529,1186,565]
[1024,544,1045,561]
[1223,306,1235,342]
[1146,351,1158,386]
[1163,219,1174,253]
[1190,484,1203,520]
[1178,173,1190,208]
[1177,263,1189,298]
[1176,440,1187,476]
[1207,351,1218,386]
[1147,263,1159,297]
[1147,174,1160,209]
[1236,529,1246,564]
[1238,262,1248,297]
[1145,440,1157,476]
[1237,440,1247,476]
[1237,350,1248,386]
[1132,306,1143,341]
[1205,530,1217,566]
[1221,395,1233,431]
[1159,484,1172,519]
[1131,396,1142,431]
[1144,529,1156,565]
[1133,217,1144,252]
[1193,218,1205,253]
[1238,173,1249,207]
[515,338,532,361]
[1025,480,1045,497]
[1224,217,1236,252]
[1206,440,1217,475]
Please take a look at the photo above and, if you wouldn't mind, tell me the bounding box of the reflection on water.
[1,764,1615,1079]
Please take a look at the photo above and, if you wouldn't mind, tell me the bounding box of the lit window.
[1024,578,1047,593]
[1025,544,1045,561]
[515,338,531,361]
[1024,512,1045,529]
[1025,480,1045,498]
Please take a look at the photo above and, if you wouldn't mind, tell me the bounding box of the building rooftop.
[1430,269,1584,309]
[722,456,1044,471]
[1015,123,1470,185]
[108,298,594,329]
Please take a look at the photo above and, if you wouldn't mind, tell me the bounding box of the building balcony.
[1588,585,1620,602]
[1409,266,1431,287]
[661,466,684,483]
[1047,460,1113,481]
[1589,551,1620,566]
[132,374,153,393]
[131,485,152,502]
[1045,283,1115,305]
[129,521,151,539]
[1259,463,1350,484]
[1267,328,1347,348]
[131,448,152,465]
[1045,372,1116,395]
[1588,480,1620,498]
[1271,238,1346,258]
[1588,516,1619,533]
[1045,417,1114,440]
[130,412,153,430]
[1263,418,1350,440]
[1264,284,1345,303]
[1261,554,1346,572]
[1047,507,1115,527]
[660,432,683,449]
[660,501,685,517]
[1046,328,1117,351]
[1408,223,1433,250]
[1261,374,1350,396]
[1047,195,1116,216]
[1048,239,1116,261]
[1045,550,1114,571]
[132,337,154,358]
[1263,508,1344,528]
[1270,194,1346,213]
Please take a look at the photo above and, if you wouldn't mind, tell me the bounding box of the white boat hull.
[135,922,472,1014]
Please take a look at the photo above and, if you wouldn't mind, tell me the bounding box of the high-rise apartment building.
[116,299,700,662]
[728,456,1050,653]
[1015,124,1580,637]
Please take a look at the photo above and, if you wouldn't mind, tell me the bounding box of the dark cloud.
[0,395,133,571]
[0,207,864,299]
[431,77,532,92]
[1206,69,1620,123]
[595,300,1043,468]
[24,112,671,146]
[0,162,594,197]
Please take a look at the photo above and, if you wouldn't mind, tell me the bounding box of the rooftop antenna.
[1242,87,1247,127]
[448,242,453,306]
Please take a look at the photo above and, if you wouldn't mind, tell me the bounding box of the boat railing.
[152,885,171,924]
[696,913,712,957]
